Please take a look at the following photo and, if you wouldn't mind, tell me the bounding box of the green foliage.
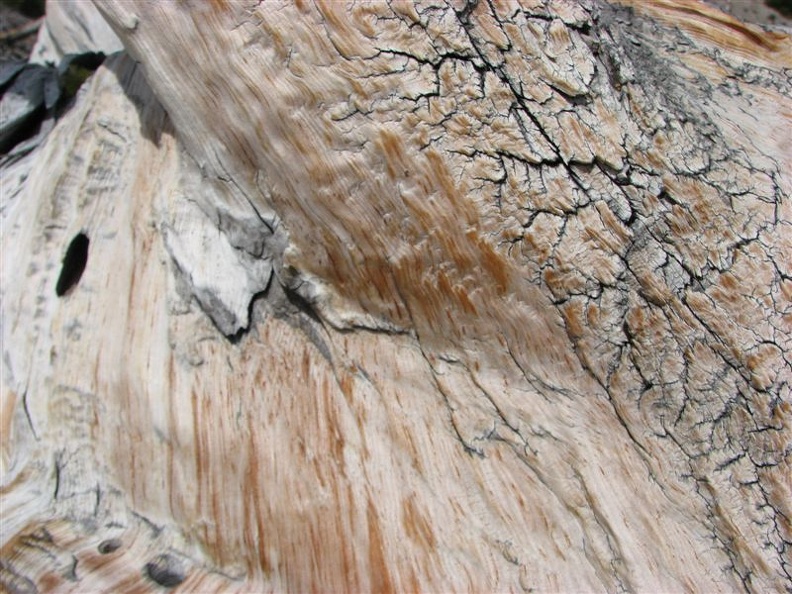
[60,63,93,100]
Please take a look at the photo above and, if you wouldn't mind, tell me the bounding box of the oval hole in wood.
[55,232,89,297]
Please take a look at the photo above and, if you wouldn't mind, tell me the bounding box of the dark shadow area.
[283,283,324,326]
[58,52,106,105]
[0,64,57,152]
[0,1,42,61]
[0,100,44,151]
[144,554,186,588]
[55,233,89,296]
[0,54,106,157]
[766,0,792,17]
[0,0,44,19]
[103,53,170,146]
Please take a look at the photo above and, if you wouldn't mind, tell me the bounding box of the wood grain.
[2,1,790,591]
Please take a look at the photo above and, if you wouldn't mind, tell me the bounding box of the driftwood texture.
[1,0,791,591]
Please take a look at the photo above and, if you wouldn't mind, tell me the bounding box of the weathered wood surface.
[28,0,122,66]
[1,0,790,592]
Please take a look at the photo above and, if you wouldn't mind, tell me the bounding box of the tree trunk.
[1,1,790,591]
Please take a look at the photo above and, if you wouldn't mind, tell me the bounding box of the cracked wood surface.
[1,0,790,592]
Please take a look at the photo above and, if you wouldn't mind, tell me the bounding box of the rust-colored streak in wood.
[366,498,395,594]
[477,235,511,296]
[611,0,792,66]
[671,3,782,51]
[377,129,405,181]
[561,301,585,341]
[402,494,436,550]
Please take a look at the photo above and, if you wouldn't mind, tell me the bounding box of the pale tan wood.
[1,1,790,592]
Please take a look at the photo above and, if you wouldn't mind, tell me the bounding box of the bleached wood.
[1,0,790,592]
[29,1,122,66]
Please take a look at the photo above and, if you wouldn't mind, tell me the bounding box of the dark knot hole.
[55,233,89,297]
